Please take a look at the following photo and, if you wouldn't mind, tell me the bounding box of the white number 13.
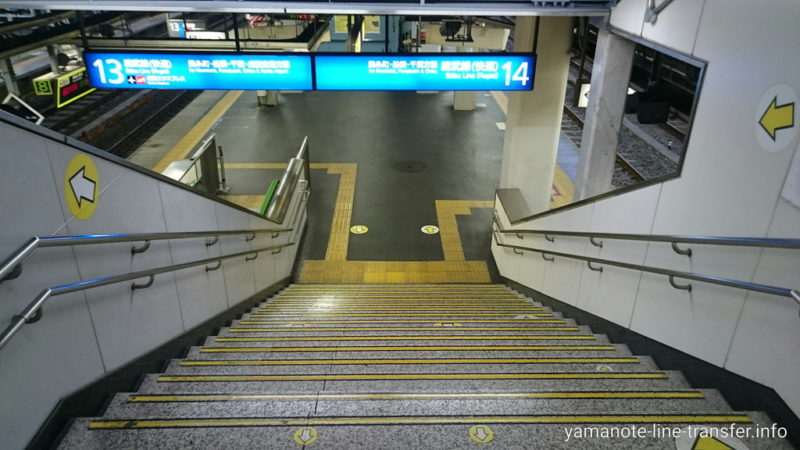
[92,58,124,85]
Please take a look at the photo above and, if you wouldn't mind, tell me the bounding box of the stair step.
[219,325,591,336]
[134,370,692,394]
[61,413,789,450]
[201,335,608,348]
[98,389,733,419]
[184,345,635,360]
[161,356,660,375]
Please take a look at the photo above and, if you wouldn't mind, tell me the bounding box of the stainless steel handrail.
[265,137,310,224]
[0,180,311,351]
[492,225,800,309]
[493,211,800,249]
[0,242,294,350]
[0,228,292,282]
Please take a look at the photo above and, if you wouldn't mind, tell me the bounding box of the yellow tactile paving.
[550,164,574,209]
[152,90,243,173]
[218,195,263,210]
[435,200,495,261]
[224,162,357,261]
[298,260,492,283]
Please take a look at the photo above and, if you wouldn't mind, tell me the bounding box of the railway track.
[561,106,646,183]
[89,90,201,158]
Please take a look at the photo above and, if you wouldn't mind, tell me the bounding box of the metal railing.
[0,183,310,351]
[491,216,800,313]
[265,136,310,224]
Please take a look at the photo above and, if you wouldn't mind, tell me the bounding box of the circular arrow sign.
[756,84,798,153]
[350,225,369,235]
[421,225,440,235]
[64,154,99,220]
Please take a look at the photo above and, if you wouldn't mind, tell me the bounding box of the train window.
[548,24,705,211]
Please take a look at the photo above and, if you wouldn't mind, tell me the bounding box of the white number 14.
[502,62,530,87]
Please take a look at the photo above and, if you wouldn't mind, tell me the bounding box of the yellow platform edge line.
[152,90,243,173]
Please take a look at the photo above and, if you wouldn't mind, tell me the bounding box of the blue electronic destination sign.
[314,54,536,91]
[84,52,314,90]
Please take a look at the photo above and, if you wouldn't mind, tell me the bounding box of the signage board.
[84,52,314,90]
[56,67,96,107]
[314,54,535,91]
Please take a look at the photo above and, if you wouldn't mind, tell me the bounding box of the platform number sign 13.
[91,58,125,85]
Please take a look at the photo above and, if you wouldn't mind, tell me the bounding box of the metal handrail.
[265,137,310,224]
[0,228,292,282]
[0,182,311,351]
[0,242,294,350]
[491,226,800,311]
[493,211,800,249]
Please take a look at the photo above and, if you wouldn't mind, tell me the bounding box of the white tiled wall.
[495,0,800,417]
[0,117,299,448]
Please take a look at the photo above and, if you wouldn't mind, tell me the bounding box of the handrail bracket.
[671,242,693,257]
[131,274,155,290]
[131,240,151,255]
[669,275,692,293]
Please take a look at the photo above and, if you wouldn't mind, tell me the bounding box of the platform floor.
[129,89,519,282]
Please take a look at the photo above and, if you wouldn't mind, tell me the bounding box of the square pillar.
[574,27,636,201]
[499,17,573,213]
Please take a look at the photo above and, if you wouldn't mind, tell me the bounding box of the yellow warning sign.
[64,154,99,220]
[350,225,369,235]
[692,436,734,450]
[293,427,318,445]
[421,225,440,235]
[469,425,494,444]
[333,15,349,34]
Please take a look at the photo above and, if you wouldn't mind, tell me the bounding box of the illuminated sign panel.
[314,54,536,91]
[57,67,96,108]
[84,52,314,90]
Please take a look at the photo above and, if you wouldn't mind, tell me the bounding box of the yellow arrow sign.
[759,96,795,141]
[692,436,733,450]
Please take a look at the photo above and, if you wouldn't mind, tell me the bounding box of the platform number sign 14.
[91,58,125,85]
[502,61,530,88]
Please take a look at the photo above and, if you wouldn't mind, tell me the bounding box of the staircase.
[58,284,788,449]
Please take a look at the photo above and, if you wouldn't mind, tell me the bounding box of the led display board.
[84,52,314,90]
[314,54,536,91]
[56,67,96,108]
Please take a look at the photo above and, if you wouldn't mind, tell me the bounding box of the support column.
[47,45,61,73]
[499,17,572,213]
[0,58,20,96]
[453,47,475,111]
[574,27,635,201]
